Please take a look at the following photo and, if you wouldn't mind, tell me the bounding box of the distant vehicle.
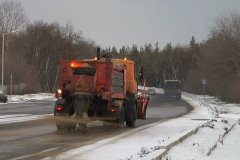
[163,80,181,100]
[0,93,7,103]
[147,88,156,95]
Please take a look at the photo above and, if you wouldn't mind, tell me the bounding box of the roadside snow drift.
[6,93,55,103]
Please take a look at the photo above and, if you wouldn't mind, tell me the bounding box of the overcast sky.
[18,0,240,49]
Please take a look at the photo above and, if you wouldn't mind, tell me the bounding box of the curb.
[207,122,236,156]
[152,126,200,160]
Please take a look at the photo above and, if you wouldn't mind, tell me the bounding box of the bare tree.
[0,0,27,32]
[185,12,240,102]
[211,12,240,78]
[213,12,240,42]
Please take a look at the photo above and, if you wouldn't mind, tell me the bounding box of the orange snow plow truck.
[54,48,149,131]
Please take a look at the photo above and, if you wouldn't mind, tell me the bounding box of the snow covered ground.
[6,93,56,103]
[162,92,240,160]
[0,93,55,124]
[48,88,239,160]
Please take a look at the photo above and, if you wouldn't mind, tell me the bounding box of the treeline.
[104,40,198,89]
[5,22,97,93]
[102,13,240,103]
[1,1,240,102]
[0,0,98,94]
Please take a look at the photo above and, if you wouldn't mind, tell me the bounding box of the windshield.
[72,67,96,76]
[164,81,181,90]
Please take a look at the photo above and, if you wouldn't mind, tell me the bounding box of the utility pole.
[1,34,4,94]
[1,30,20,94]
[10,73,13,95]
[201,79,207,99]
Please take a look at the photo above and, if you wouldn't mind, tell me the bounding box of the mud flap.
[136,95,149,119]
[114,100,125,124]
[125,93,137,127]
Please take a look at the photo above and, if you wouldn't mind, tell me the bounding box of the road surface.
[0,94,192,160]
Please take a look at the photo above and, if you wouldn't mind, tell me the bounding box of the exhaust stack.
[97,47,100,60]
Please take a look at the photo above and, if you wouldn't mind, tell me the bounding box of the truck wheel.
[126,118,135,127]
[117,104,125,128]
[126,113,136,127]
[103,104,125,128]
[125,94,136,127]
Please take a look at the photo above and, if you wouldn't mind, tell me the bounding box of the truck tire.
[125,93,136,127]
[117,104,125,128]
[104,101,125,128]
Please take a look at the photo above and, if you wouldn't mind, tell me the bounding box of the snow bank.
[162,92,240,160]
[209,124,240,160]
[6,93,56,103]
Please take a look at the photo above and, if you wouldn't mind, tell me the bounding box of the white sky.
[18,0,240,49]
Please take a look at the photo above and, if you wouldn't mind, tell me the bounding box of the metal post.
[2,34,4,94]
[203,84,206,99]
[0,29,23,94]
[10,73,12,95]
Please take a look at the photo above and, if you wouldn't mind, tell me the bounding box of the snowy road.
[2,91,239,160]
[0,93,192,160]
[45,90,240,160]
[0,114,52,124]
